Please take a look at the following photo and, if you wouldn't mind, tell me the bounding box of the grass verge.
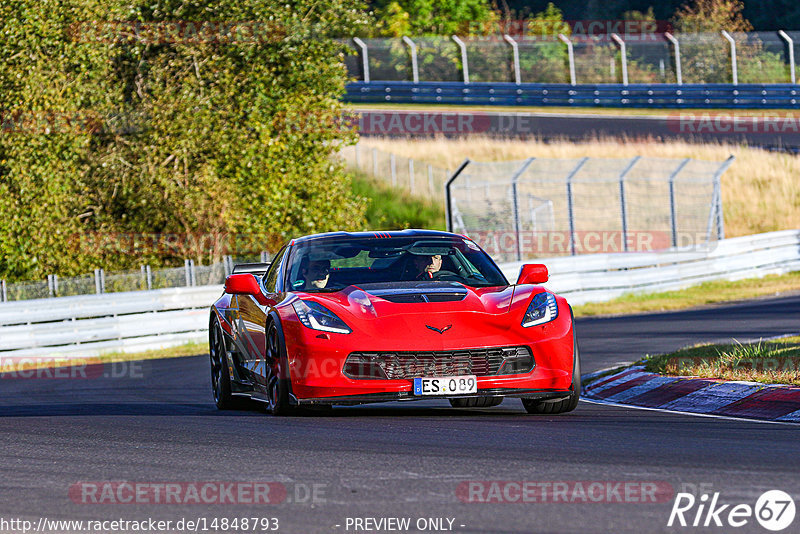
[358,137,800,238]
[642,336,800,386]
[572,271,800,317]
[0,342,207,374]
[351,170,446,230]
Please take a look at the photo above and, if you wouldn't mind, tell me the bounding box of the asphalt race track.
[1,295,799,534]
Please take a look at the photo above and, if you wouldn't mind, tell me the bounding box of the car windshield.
[286,235,508,292]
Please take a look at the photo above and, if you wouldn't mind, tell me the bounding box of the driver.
[413,254,442,280]
[301,259,330,289]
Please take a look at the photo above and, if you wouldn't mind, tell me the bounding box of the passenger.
[301,259,330,289]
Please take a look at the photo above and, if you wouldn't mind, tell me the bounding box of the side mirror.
[516,264,548,285]
[224,274,273,306]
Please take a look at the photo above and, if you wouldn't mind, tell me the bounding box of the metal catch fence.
[446,155,734,262]
[340,143,452,201]
[0,254,270,303]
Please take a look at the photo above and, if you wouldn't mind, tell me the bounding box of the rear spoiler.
[231,262,271,276]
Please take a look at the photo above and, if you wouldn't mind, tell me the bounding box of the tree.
[672,0,788,83]
[373,0,499,36]
[0,0,370,281]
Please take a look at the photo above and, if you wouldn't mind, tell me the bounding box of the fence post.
[372,148,378,176]
[191,260,197,286]
[94,268,103,294]
[558,34,576,85]
[145,265,152,290]
[47,274,59,297]
[428,164,434,195]
[510,158,535,262]
[261,251,270,263]
[611,33,628,86]
[185,259,192,287]
[390,153,397,187]
[445,159,471,232]
[721,30,738,85]
[668,158,691,248]
[618,156,641,252]
[779,30,796,84]
[451,35,469,84]
[352,37,370,83]
[565,157,589,256]
[0,279,6,302]
[401,36,419,83]
[503,34,521,84]
[408,159,415,194]
[664,32,682,85]
[705,155,735,244]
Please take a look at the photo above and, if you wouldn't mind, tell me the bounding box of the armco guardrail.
[499,230,800,305]
[345,82,800,109]
[2,230,797,360]
[0,286,222,359]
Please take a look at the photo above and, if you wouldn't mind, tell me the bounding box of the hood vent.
[360,282,468,304]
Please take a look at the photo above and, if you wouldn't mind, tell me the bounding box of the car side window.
[263,245,288,293]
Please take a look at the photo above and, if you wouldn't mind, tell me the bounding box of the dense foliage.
[0,0,370,280]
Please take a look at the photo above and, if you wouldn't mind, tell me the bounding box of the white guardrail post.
[778,30,796,84]
[721,30,738,85]
[503,34,521,85]
[352,37,370,83]
[558,34,576,85]
[664,32,682,85]
[402,36,419,83]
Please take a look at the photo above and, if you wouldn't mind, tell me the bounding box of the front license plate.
[413,375,477,396]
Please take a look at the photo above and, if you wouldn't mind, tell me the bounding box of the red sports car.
[209,230,580,415]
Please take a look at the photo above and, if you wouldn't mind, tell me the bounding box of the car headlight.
[292,300,352,334]
[522,292,558,327]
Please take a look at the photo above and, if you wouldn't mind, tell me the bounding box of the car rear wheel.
[449,397,503,408]
[522,338,581,415]
[266,321,295,416]
[209,317,236,410]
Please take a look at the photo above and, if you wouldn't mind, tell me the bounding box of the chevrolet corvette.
[209,230,580,415]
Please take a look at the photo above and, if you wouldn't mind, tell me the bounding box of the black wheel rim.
[266,325,279,411]
[210,322,224,403]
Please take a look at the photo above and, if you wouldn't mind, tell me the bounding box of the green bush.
[0,0,370,281]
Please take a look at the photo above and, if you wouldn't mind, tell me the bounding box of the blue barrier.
[345,82,800,109]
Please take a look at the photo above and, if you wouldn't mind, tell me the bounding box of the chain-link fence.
[446,156,734,262]
[340,143,452,201]
[0,254,269,303]
[344,32,799,85]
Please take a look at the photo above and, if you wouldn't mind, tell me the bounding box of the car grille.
[344,347,534,379]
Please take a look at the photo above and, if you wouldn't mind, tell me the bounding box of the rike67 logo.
[668,490,795,531]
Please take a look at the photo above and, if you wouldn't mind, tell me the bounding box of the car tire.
[522,335,581,415]
[449,397,503,408]
[266,321,295,417]
[209,317,236,410]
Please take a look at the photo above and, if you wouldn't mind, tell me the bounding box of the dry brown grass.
[360,137,800,238]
